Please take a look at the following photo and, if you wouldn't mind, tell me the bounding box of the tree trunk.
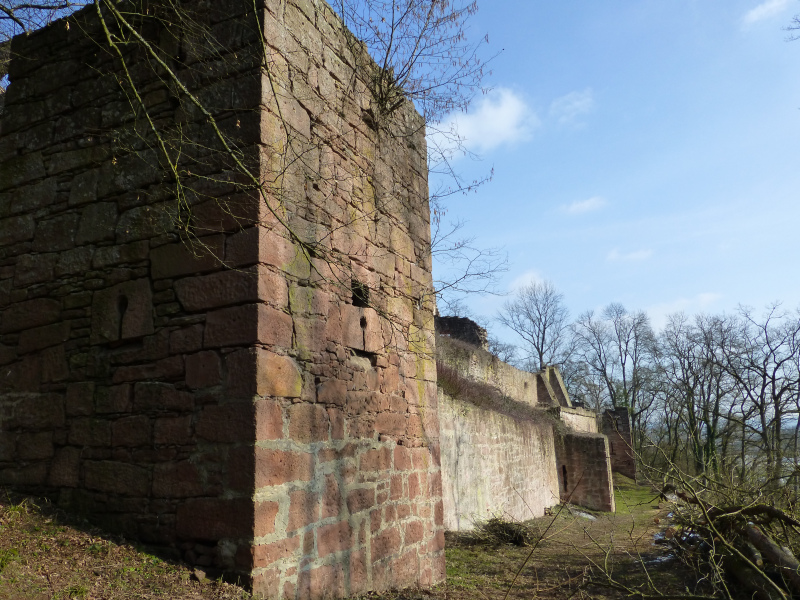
[745,524,800,595]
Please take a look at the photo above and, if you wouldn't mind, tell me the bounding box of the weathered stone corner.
[0,0,443,596]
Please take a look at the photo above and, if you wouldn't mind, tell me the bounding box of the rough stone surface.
[0,0,441,597]
[436,335,617,523]
[438,389,560,529]
[552,406,598,433]
[555,432,616,513]
[602,408,637,480]
[434,316,488,350]
[436,336,540,406]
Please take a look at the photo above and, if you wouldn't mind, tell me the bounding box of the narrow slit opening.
[351,279,369,308]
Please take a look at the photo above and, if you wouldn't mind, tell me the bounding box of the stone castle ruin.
[435,324,630,524]
[0,0,634,597]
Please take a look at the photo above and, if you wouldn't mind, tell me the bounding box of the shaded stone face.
[434,316,488,350]
[90,279,154,345]
[0,0,442,597]
[555,432,616,513]
[602,408,637,480]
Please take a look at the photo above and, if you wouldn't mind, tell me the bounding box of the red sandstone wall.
[245,1,443,594]
[602,408,636,481]
[555,433,615,512]
[0,0,443,596]
[0,0,265,573]
[438,389,559,529]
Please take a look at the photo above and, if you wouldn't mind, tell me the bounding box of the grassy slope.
[0,491,251,599]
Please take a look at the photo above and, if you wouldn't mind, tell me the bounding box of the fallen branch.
[745,524,800,595]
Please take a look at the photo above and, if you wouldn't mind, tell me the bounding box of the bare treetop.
[0,0,86,41]
[497,280,572,371]
[334,0,487,124]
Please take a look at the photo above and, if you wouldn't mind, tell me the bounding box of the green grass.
[0,548,19,573]
[613,474,660,516]
[445,543,528,592]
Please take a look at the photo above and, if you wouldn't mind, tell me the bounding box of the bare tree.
[333,0,485,124]
[657,313,736,477]
[486,335,516,363]
[709,305,800,483]
[1,0,85,42]
[432,218,507,311]
[636,304,800,485]
[572,303,657,450]
[496,280,571,371]
[573,304,656,407]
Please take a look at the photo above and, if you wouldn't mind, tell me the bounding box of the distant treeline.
[488,281,800,484]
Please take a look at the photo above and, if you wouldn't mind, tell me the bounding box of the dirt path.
[436,477,692,600]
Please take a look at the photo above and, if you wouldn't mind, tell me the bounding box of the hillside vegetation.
[0,491,251,599]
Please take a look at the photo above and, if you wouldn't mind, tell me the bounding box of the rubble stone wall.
[437,389,559,529]
[0,0,443,596]
[434,315,488,350]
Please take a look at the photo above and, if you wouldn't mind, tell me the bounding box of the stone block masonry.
[602,408,637,481]
[0,0,443,596]
[555,432,615,513]
[438,389,559,528]
[436,331,616,521]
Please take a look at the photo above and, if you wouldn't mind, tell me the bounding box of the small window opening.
[360,316,367,329]
[352,348,378,366]
[524,381,529,390]
[117,294,129,338]
[351,279,369,308]
[562,465,569,492]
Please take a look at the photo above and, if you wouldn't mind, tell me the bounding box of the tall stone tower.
[0,0,444,595]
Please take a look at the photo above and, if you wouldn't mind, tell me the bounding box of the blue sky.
[430,0,800,337]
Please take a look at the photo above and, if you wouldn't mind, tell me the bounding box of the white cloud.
[563,196,607,215]
[742,0,791,26]
[432,88,539,156]
[606,248,653,262]
[549,88,595,125]
[509,270,543,291]
[647,293,723,331]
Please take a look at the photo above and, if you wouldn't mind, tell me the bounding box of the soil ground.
[0,477,690,600]
[439,475,696,600]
